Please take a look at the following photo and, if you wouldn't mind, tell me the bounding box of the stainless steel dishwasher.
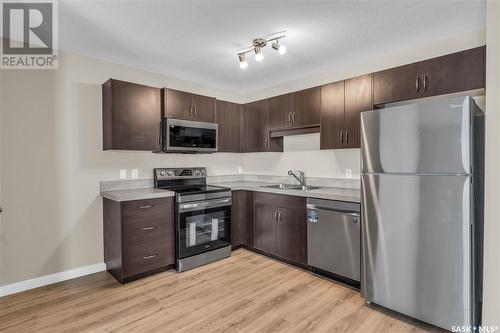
[307,198,361,286]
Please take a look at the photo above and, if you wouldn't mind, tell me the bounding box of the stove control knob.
[166,171,174,176]
[194,170,200,176]
[159,171,166,176]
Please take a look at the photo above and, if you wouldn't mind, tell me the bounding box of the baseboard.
[0,262,106,297]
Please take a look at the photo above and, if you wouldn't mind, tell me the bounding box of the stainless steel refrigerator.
[360,96,484,330]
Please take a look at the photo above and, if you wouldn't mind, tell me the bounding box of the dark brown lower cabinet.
[253,192,307,266]
[103,197,175,283]
[231,190,254,248]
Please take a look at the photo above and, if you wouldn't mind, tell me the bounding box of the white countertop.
[212,181,360,203]
[101,188,175,202]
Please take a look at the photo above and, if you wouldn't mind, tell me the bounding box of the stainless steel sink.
[260,183,297,190]
[260,184,321,191]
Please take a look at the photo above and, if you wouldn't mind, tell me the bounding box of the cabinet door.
[254,203,278,255]
[373,62,420,105]
[231,190,247,247]
[320,81,345,149]
[216,100,242,152]
[192,94,216,123]
[102,79,161,151]
[344,74,373,149]
[278,206,307,265]
[421,46,485,98]
[292,87,321,127]
[243,99,270,152]
[269,93,293,130]
[165,88,193,120]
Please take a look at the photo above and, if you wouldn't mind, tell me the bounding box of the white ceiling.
[60,1,485,94]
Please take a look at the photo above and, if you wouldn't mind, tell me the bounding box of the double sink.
[260,183,321,192]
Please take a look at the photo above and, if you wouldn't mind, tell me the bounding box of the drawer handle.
[143,254,158,260]
[139,205,154,209]
[142,226,158,231]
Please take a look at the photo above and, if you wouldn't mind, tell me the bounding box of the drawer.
[122,242,172,277]
[121,197,173,218]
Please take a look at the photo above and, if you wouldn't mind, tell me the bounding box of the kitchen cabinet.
[102,79,161,151]
[253,192,307,265]
[163,88,216,122]
[103,197,175,283]
[231,190,254,248]
[292,87,321,127]
[373,46,485,105]
[320,81,345,149]
[243,99,283,152]
[320,75,373,149]
[269,93,293,130]
[216,100,243,152]
[344,74,373,149]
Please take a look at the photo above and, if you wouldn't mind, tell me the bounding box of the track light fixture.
[236,31,286,68]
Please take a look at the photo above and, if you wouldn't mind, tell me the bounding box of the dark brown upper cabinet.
[320,81,345,150]
[292,87,321,127]
[102,79,161,151]
[374,46,485,105]
[344,74,373,149]
[216,100,242,153]
[243,99,283,153]
[163,88,215,123]
[269,93,293,130]
[320,75,373,149]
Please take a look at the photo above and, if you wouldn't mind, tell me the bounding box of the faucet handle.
[287,170,293,176]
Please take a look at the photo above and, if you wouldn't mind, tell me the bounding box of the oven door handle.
[179,198,231,212]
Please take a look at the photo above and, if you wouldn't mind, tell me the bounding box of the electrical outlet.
[131,169,139,179]
[346,169,352,178]
[119,169,127,179]
[238,166,243,174]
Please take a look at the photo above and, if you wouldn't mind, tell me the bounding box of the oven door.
[164,118,218,153]
[177,197,231,259]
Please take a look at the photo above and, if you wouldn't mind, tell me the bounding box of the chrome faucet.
[288,170,306,187]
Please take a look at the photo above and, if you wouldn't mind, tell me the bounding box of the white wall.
[0,28,486,288]
[482,1,500,326]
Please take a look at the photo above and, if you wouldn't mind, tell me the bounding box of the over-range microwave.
[160,118,218,153]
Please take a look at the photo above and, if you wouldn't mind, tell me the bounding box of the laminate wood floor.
[0,249,444,333]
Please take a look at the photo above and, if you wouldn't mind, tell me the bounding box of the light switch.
[119,169,127,179]
[346,169,352,178]
[131,169,139,179]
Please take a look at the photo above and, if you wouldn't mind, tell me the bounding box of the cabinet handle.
[277,210,282,223]
[288,112,292,123]
[265,138,269,148]
[423,75,428,91]
[415,76,420,92]
[274,210,278,221]
[346,131,349,144]
[139,205,154,209]
[143,254,158,260]
[292,112,296,123]
[142,226,158,231]
[340,130,344,143]
[194,106,197,115]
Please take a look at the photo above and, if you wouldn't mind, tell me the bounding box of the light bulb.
[278,44,287,55]
[239,60,248,69]
[255,53,264,62]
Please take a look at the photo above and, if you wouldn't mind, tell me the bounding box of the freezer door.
[361,96,472,174]
[361,173,472,330]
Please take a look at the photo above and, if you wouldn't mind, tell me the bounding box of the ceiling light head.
[238,53,248,69]
[254,46,264,62]
[272,40,287,55]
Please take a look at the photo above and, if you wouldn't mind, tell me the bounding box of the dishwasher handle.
[306,204,360,218]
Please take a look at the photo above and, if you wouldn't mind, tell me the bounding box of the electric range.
[154,167,231,272]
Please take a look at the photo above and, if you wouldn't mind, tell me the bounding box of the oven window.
[178,205,231,258]
[169,125,216,149]
[185,211,226,248]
